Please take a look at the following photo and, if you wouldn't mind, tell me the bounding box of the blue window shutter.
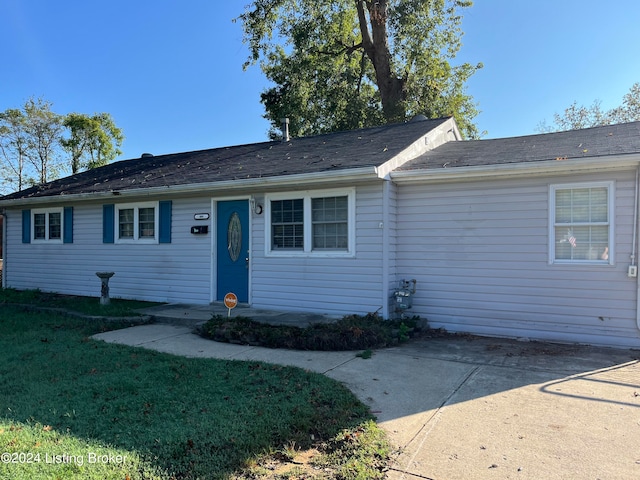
[63,207,73,243]
[103,204,114,243]
[159,200,172,243]
[22,210,31,243]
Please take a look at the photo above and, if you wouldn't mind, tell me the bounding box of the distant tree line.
[0,97,124,195]
[539,82,640,133]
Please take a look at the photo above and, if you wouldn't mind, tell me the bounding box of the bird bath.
[96,272,115,305]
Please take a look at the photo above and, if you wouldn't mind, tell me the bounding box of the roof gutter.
[0,166,379,208]
[390,154,640,184]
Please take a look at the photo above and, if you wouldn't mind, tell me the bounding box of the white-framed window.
[115,202,158,243]
[549,182,614,264]
[32,208,63,242]
[271,198,304,250]
[266,188,355,256]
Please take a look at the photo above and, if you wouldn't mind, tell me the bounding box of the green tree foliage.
[0,98,124,194]
[0,108,32,191]
[61,113,123,174]
[238,0,483,139]
[538,82,640,132]
[0,98,64,190]
[22,98,64,185]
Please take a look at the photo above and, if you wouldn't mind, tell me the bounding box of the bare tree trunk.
[356,0,406,122]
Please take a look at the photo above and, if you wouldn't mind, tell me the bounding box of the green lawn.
[0,304,388,479]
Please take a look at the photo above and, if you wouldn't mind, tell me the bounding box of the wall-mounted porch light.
[250,197,263,215]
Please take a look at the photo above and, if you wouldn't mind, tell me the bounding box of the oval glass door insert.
[227,212,242,262]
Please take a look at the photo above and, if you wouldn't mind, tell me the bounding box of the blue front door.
[216,200,249,302]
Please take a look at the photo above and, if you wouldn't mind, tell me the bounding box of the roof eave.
[390,154,640,184]
[0,166,380,208]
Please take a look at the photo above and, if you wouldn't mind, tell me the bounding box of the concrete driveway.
[94,324,640,479]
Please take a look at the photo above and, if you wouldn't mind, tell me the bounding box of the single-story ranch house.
[1,117,639,348]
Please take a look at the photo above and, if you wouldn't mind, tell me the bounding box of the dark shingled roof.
[0,118,449,201]
[398,121,640,171]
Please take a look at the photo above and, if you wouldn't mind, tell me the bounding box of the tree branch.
[314,41,364,57]
[356,50,367,94]
[356,1,374,55]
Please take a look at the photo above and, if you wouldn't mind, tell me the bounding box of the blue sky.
[2,0,639,161]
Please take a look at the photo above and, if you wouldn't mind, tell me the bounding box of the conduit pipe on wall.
[634,167,640,331]
[632,167,639,268]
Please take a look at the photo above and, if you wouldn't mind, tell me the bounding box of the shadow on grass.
[0,306,373,479]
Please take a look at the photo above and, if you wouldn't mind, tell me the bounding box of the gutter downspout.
[634,167,640,332]
[633,168,638,269]
[381,180,391,318]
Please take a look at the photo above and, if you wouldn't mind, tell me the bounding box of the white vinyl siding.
[382,180,397,317]
[5,169,638,348]
[4,199,212,304]
[395,171,639,348]
[252,183,386,315]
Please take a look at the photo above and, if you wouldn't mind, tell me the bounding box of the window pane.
[34,213,46,240]
[590,187,608,222]
[555,188,609,223]
[555,190,571,207]
[119,209,134,239]
[312,196,347,222]
[555,226,609,261]
[571,188,588,201]
[48,212,61,239]
[139,207,155,238]
[272,224,304,249]
[555,205,572,224]
[312,196,348,250]
[554,185,610,262]
[590,204,608,223]
[313,223,348,249]
[572,205,589,222]
[271,199,304,249]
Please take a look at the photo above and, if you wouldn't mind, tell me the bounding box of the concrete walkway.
[136,302,340,327]
[93,312,640,479]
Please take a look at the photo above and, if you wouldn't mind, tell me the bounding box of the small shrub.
[356,349,373,359]
[398,322,411,342]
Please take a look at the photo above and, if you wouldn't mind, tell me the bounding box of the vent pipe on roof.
[141,153,154,158]
[281,118,290,142]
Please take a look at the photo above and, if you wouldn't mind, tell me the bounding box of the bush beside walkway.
[199,312,423,351]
